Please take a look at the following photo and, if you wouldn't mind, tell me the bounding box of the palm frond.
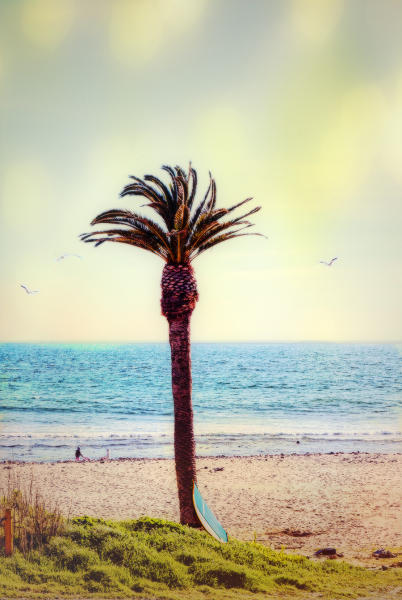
[174,165,187,179]
[187,204,261,250]
[120,182,170,226]
[92,209,169,244]
[188,181,211,231]
[186,208,260,256]
[81,164,263,264]
[175,176,187,205]
[143,174,176,225]
[81,230,168,259]
[187,164,197,209]
[143,174,172,203]
[226,197,254,214]
[186,221,240,256]
[207,178,217,211]
[162,165,180,210]
[192,228,264,259]
[174,205,190,230]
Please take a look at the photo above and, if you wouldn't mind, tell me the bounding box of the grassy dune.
[0,516,401,599]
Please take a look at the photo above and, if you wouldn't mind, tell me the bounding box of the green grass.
[0,515,401,599]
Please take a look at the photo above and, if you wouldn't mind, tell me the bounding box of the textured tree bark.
[161,263,199,526]
[168,312,199,526]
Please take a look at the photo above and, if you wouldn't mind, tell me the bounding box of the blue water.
[0,343,401,461]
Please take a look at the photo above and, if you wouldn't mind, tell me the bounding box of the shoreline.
[1,452,401,566]
[2,427,400,463]
[2,449,401,464]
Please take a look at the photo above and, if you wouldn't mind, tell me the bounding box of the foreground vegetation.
[1,515,401,599]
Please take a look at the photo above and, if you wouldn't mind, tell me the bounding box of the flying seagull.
[56,253,82,261]
[320,257,338,266]
[20,284,39,294]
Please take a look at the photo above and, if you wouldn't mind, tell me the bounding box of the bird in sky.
[20,284,39,294]
[56,253,82,261]
[320,257,338,266]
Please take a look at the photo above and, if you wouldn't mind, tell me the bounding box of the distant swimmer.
[320,257,338,266]
[56,254,82,261]
[20,284,39,294]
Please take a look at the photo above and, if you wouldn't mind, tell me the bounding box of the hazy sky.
[1,0,401,342]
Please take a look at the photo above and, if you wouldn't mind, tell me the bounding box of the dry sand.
[1,453,401,565]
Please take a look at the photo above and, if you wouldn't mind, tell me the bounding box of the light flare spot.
[290,0,344,44]
[108,0,208,67]
[315,84,386,195]
[20,0,76,49]
[272,83,386,225]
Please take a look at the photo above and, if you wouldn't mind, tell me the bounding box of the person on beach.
[75,446,90,461]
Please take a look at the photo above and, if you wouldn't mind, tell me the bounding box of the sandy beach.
[1,453,401,565]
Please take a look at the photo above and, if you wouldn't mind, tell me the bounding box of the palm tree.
[81,164,262,526]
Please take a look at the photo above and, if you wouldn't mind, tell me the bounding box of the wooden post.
[4,509,13,556]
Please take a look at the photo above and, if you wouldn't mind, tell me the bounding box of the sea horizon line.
[1,339,401,345]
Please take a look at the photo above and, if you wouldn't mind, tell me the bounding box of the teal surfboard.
[193,482,228,543]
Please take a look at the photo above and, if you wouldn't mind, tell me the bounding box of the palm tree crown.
[80,164,262,263]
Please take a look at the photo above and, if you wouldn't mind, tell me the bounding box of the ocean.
[0,343,401,462]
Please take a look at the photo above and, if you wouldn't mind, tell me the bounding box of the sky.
[0,0,401,343]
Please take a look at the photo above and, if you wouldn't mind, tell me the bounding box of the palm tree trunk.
[168,312,199,526]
